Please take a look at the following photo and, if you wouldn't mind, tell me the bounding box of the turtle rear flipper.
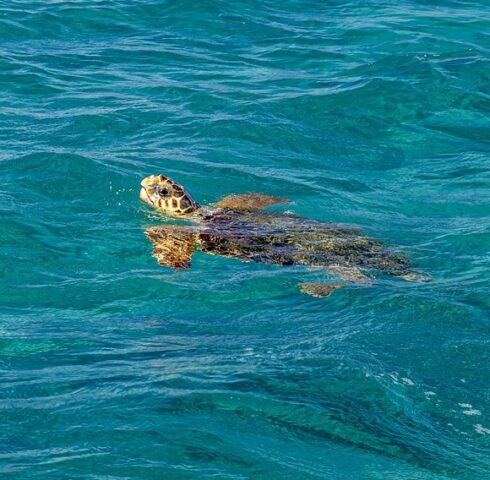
[328,265,373,284]
[299,283,344,298]
[214,193,290,211]
[396,271,432,283]
[146,226,197,270]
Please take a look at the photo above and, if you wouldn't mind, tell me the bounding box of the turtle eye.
[157,187,170,197]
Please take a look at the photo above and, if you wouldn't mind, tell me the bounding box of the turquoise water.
[1,0,489,478]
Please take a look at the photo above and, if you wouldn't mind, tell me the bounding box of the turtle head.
[140,174,199,216]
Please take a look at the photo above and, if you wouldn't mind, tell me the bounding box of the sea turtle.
[140,174,428,297]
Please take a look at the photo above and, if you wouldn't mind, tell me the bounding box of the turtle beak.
[140,186,151,205]
[140,179,156,206]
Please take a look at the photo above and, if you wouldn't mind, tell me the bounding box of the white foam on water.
[474,424,490,435]
[462,409,481,416]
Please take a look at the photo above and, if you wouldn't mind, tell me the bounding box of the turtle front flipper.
[299,283,344,298]
[214,193,290,211]
[145,226,197,270]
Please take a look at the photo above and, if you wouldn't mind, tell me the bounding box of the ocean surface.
[1,1,489,478]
